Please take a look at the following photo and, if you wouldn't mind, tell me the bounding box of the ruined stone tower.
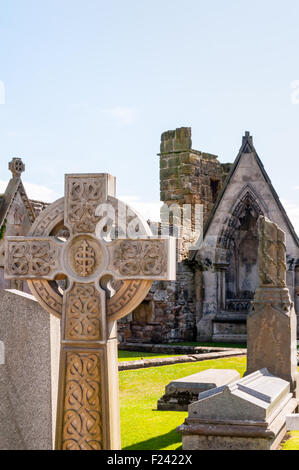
[159,127,231,227]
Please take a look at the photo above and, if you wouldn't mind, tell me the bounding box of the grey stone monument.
[0,289,60,449]
[157,369,240,411]
[177,368,297,450]
[246,216,298,393]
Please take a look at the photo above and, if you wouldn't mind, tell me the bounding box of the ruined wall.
[159,127,230,226]
[118,263,197,344]
[118,128,231,344]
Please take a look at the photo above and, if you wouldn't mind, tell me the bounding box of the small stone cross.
[4,173,176,450]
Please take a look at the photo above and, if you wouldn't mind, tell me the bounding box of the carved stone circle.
[27,197,152,321]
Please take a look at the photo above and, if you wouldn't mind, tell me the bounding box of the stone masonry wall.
[159,127,231,226]
[118,127,231,344]
[118,261,197,344]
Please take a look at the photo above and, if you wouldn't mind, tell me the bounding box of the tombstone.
[245,216,298,392]
[157,369,240,411]
[177,369,298,450]
[0,289,60,449]
[4,173,176,450]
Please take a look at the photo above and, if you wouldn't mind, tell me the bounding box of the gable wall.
[196,150,299,339]
[202,152,298,256]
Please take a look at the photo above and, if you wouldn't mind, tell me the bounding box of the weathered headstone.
[4,173,176,450]
[245,216,298,392]
[157,369,240,411]
[0,289,60,449]
[177,369,298,450]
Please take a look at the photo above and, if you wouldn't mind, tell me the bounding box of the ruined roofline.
[158,126,219,160]
[200,131,299,250]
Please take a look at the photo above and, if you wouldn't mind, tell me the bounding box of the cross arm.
[4,236,64,280]
[105,237,176,281]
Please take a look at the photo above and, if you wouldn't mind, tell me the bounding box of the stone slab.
[157,368,240,411]
[177,369,297,450]
[0,289,60,450]
[189,369,289,421]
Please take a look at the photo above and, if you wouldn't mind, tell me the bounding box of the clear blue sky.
[0,0,298,227]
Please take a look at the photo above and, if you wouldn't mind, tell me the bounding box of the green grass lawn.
[119,355,247,450]
[282,432,299,450]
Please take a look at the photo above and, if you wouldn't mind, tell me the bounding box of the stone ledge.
[118,342,245,355]
[118,350,246,371]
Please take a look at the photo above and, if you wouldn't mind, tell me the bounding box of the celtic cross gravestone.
[4,173,176,450]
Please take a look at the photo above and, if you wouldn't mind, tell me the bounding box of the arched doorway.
[218,191,264,313]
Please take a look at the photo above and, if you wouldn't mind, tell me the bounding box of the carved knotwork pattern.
[67,179,105,233]
[62,352,102,450]
[66,284,102,340]
[7,241,59,276]
[29,197,152,321]
[113,241,165,277]
[74,240,96,277]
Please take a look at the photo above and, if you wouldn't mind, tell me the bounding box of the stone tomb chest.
[158,369,240,411]
[177,369,297,450]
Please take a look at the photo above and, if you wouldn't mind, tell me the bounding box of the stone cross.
[4,173,176,450]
